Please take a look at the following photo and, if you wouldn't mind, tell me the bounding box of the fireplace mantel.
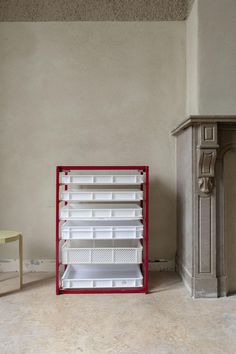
[172,115,236,136]
[172,115,236,297]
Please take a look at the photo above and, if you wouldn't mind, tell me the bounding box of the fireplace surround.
[172,116,236,298]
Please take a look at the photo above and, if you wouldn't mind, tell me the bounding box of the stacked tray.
[61,240,143,264]
[61,264,143,289]
[60,203,142,220]
[60,174,144,185]
[60,189,143,202]
[60,220,143,240]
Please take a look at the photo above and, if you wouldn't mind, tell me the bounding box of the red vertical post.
[64,171,68,271]
[56,166,60,295]
[144,166,149,293]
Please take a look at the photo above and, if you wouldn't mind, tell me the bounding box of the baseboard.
[0,259,55,272]
[0,258,176,272]
[148,259,175,271]
[176,258,192,295]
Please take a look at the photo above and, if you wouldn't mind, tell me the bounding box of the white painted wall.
[187,0,236,115]
[186,0,198,115]
[0,22,186,261]
[198,0,236,114]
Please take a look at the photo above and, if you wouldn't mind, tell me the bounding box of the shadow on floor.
[0,271,183,297]
[0,272,54,297]
[148,271,182,294]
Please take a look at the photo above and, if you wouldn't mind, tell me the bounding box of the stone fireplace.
[172,116,236,298]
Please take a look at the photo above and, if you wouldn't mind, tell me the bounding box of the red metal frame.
[56,165,149,295]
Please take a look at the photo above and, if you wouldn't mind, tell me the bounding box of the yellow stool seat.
[0,230,23,288]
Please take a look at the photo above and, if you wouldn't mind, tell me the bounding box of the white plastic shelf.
[61,264,143,289]
[60,203,142,220]
[60,189,143,202]
[60,220,143,240]
[60,174,143,185]
[61,240,143,264]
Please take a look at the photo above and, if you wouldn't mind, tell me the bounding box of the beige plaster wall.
[0,22,185,261]
[198,0,236,115]
[186,0,198,115]
[187,0,236,115]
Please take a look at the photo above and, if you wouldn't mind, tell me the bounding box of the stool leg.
[19,235,23,288]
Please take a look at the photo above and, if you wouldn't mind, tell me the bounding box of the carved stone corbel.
[198,149,217,195]
[198,176,214,194]
[197,124,219,195]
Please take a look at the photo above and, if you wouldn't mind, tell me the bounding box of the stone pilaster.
[192,123,219,297]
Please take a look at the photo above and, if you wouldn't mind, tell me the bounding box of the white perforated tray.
[60,220,143,240]
[60,174,143,185]
[60,203,142,220]
[60,189,143,202]
[61,264,143,288]
[61,240,143,264]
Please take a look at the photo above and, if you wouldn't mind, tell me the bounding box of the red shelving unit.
[56,166,149,295]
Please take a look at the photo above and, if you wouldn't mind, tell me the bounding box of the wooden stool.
[0,230,23,288]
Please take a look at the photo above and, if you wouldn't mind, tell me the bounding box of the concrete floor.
[0,272,236,354]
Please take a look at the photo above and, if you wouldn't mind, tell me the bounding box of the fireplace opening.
[224,150,236,295]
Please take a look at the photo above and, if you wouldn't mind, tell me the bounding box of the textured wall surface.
[198,0,236,115]
[0,22,185,260]
[0,0,194,21]
[186,0,198,115]
[186,0,236,115]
